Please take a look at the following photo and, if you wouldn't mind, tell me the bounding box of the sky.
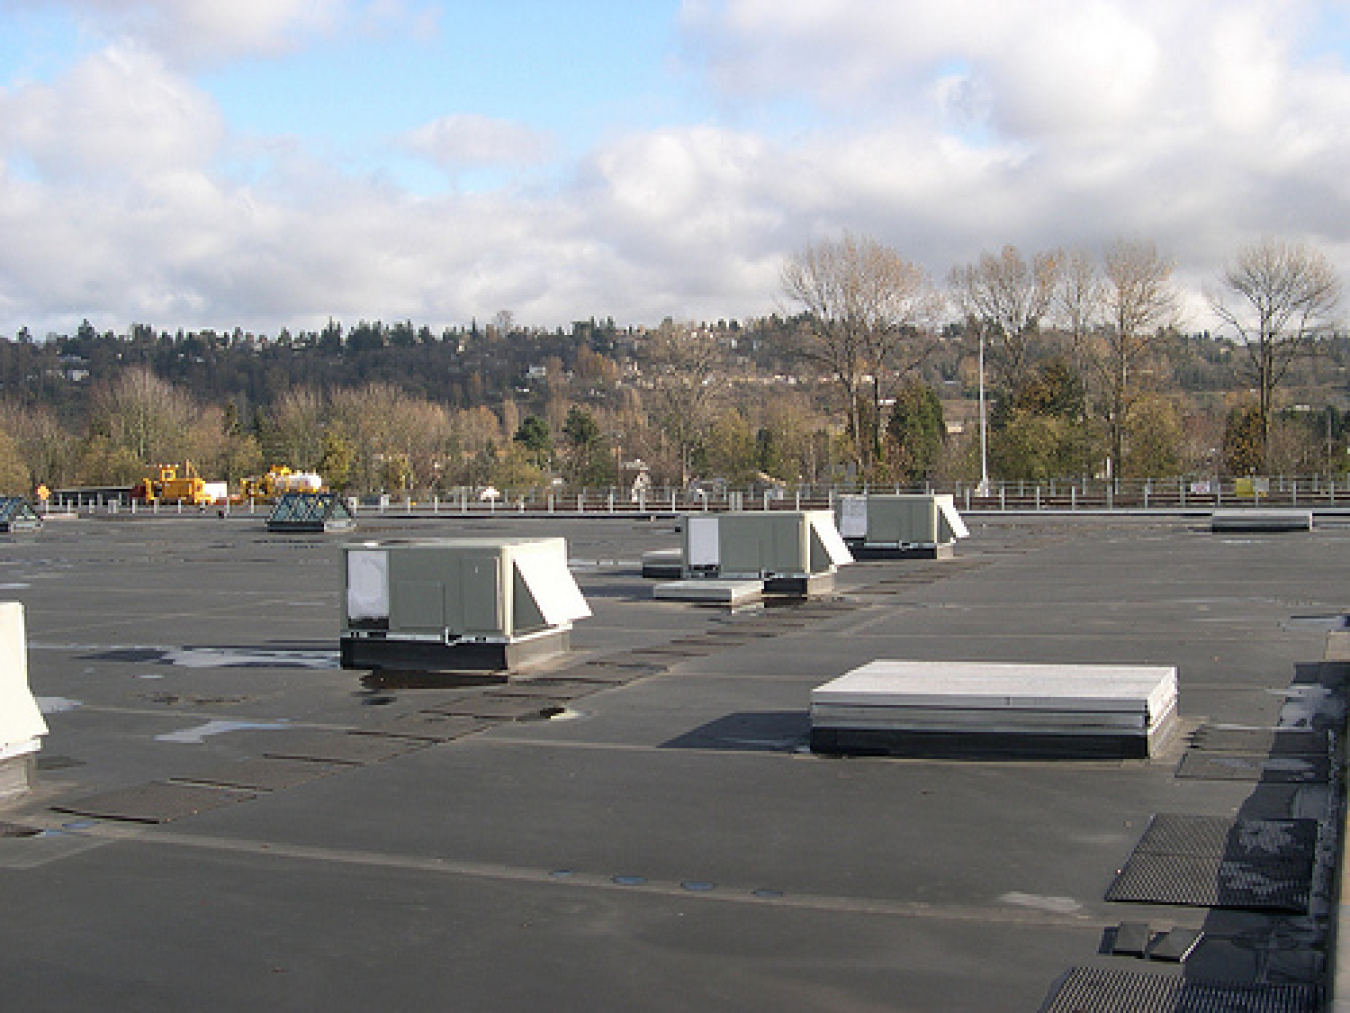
[1,0,1348,338]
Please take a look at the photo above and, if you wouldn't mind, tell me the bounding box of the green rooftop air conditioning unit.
[340,536,590,672]
[681,510,852,595]
[837,494,969,559]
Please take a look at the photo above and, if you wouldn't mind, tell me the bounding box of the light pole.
[978,324,989,496]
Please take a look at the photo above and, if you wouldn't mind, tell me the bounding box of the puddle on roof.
[160,647,340,669]
[34,644,341,670]
[999,892,1083,915]
[1284,614,1350,630]
[359,670,504,691]
[1275,685,1346,727]
[36,697,81,714]
[155,719,290,744]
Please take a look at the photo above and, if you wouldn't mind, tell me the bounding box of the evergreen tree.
[1222,404,1264,476]
[886,379,945,482]
[513,416,552,469]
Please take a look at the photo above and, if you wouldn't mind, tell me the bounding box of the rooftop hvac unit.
[340,536,590,672]
[682,510,852,595]
[837,494,968,558]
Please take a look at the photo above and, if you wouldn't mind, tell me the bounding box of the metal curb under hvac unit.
[340,536,590,673]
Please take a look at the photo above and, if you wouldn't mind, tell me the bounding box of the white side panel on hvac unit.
[809,512,854,565]
[346,548,390,620]
[938,497,970,540]
[0,602,45,760]
[514,548,591,626]
[838,495,868,539]
[686,516,721,567]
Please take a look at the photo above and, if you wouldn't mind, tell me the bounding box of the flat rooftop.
[0,511,1344,1011]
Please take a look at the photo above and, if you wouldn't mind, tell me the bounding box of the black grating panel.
[1107,814,1317,913]
[1134,814,1318,861]
[1176,752,1329,783]
[51,782,255,823]
[1188,726,1328,755]
[1106,853,1311,912]
[1042,966,1323,1013]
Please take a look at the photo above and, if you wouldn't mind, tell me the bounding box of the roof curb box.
[810,660,1178,761]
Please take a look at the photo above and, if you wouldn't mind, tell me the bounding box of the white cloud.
[3,1,1350,336]
[402,115,554,170]
[0,44,223,182]
[25,0,434,66]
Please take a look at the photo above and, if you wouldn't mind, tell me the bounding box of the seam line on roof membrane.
[59,826,1104,926]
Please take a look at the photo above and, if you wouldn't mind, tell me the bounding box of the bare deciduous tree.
[782,232,943,476]
[187,404,264,485]
[264,387,328,471]
[1054,248,1104,392]
[1208,238,1342,461]
[642,320,725,489]
[1093,239,1180,481]
[0,399,78,488]
[949,245,1063,392]
[87,367,196,465]
[329,383,451,494]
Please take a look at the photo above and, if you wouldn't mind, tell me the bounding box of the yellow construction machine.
[132,461,214,506]
[240,467,325,503]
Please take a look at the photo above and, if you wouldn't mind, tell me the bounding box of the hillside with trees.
[0,236,1345,499]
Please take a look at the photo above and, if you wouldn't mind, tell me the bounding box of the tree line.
[0,234,1343,498]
